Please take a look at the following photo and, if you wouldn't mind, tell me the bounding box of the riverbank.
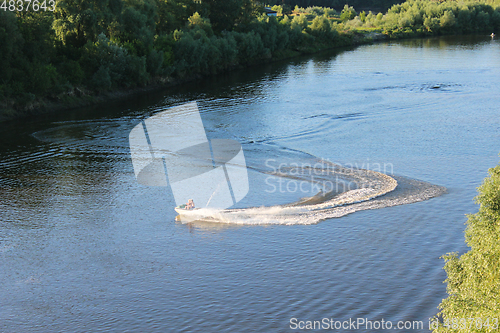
[2,0,498,122]
[0,31,385,123]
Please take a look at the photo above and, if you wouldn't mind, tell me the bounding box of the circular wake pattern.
[28,119,446,225]
[179,160,446,225]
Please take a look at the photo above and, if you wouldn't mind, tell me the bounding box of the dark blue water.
[1,35,500,332]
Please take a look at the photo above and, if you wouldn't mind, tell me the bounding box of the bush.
[125,55,149,86]
[440,10,456,31]
[0,11,24,85]
[234,31,265,64]
[434,161,500,332]
[147,49,164,76]
[310,15,333,38]
[291,14,308,31]
[340,5,357,21]
[58,59,85,85]
[91,66,112,91]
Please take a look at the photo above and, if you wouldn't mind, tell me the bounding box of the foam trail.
[177,160,446,225]
[30,120,445,225]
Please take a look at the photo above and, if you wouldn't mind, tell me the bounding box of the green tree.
[434,160,500,332]
[53,0,122,48]
[16,11,54,63]
[201,0,259,32]
[187,12,213,36]
[0,11,24,87]
[310,15,332,38]
[153,33,175,68]
[280,14,291,25]
[340,4,357,21]
[360,10,367,22]
[424,15,439,33]
[440,10,456,32]
[111,0,157,56]
[291,13,308,30]
[156,0,197,34]
[271,5,284,15]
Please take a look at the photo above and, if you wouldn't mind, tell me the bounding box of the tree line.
[345,0,500,37]
[0,0,344,116]
[432,160,500,332]
[266,0,404,12]
[1,0,499,117]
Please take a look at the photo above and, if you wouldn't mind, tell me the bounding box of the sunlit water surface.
[1,35,500,332]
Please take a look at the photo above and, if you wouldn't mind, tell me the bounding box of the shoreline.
[7,30,489,123]
[0,31,388,123]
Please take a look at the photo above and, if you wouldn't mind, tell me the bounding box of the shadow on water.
[396,34,496,49]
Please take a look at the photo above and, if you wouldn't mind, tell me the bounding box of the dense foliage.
[345,0,500,37]
[266,0,404,12]
[433,161,500,332]
[0,0,499,117]
[0,0,348,116]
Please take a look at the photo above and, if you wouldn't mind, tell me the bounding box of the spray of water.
[176,159,445,225]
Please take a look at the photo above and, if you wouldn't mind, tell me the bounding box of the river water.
[1,35,500,332]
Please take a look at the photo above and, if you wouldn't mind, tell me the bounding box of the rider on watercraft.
[186,199,195,210]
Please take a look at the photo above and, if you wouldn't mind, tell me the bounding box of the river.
[1,35,500,332]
